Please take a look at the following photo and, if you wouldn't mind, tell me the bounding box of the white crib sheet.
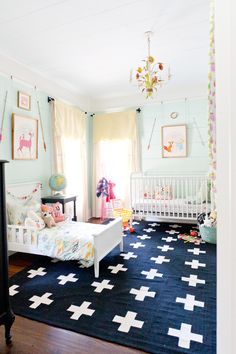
[132,198,210,216]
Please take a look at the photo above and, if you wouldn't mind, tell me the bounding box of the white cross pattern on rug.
[113,311,144,333]
[141,268,163,279]
[162,236,178,243]
[91,279,114,293]
[169,224,182,228]
[27,267,47,278]
[165,230,180,235]
[185,259,206,269]
[148,223,160,227]
[57,273,78,285]
[181,274,206,287]
[120,252,137,260]
[143,228,156,233]
[188,248,206,255]
[150,255,170,264]
[157,245,174,252]
[9,285,19,296]
[137,234,151,240]
[29,292,53,309]
[130,286,156,301]
[130,242,145,249]
[67,301,95,320]
[176,294,204,311]
[168,323,203,349]
[108,264,128,274]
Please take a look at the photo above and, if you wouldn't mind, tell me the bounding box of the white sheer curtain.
[93,110,140,217]
[52,100,88,221]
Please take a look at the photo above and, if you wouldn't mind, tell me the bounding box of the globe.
[49,174,67,195]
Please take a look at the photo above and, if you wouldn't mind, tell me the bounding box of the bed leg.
[94,260,99,278]
[119,238,124,252]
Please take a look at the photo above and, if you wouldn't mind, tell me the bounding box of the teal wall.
[0,74,53,194]
[138,97,208,174]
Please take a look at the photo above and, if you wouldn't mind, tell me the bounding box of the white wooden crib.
[131,173,214,223]
[6,182,123,278]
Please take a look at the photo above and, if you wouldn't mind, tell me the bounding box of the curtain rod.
[47,96,94,116]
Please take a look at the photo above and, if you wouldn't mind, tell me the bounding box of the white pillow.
[25,210,45,230]
[7,195,41,225]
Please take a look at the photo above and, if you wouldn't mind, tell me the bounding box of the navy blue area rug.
[9,221,216,354]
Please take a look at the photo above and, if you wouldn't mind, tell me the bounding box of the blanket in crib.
[37,221,105,267]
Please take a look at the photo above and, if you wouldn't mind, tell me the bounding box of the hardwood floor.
[0,219,146,354]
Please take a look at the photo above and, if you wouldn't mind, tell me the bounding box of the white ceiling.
[0,0,209,108]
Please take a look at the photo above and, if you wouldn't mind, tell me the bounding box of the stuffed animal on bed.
[25,210,45,230]
[52,202,65,223]
[41,203,54,215]
[41,211,56,228]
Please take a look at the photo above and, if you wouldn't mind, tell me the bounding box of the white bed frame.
[131,173,214,223]
[6,182,123,278]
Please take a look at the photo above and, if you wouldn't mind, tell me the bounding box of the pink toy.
[106,180,116,202]
[52,202,65,223]
[41,204,54,215]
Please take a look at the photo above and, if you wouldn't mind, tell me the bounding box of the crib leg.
[94,260,99,278]
[119,238,124,252]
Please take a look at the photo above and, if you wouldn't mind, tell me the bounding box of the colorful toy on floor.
[189,230,198,237]
[178,232,201,245]
[113,207,133,232]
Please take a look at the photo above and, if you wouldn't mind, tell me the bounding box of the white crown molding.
[90,85,208,112]
[0,52,91,111]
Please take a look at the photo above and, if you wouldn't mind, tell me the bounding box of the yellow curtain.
[93,110,140,217]
[52,100,88,221]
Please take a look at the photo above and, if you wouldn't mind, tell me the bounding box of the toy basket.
[199,225,217,244]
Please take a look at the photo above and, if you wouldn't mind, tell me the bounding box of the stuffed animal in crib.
[41,211,56,228]
[52,202,65,223]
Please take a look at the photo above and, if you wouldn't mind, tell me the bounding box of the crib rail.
[130,173,214,222]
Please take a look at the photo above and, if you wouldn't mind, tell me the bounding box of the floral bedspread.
[37,221,106,267]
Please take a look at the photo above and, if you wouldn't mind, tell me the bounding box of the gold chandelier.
[134,31,171,98]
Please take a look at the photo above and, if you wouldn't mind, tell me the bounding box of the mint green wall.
[0,74,52,193]
[138,97,208,173]
[0,69,208,209]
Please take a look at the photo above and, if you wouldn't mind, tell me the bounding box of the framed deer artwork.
[12,114,38,160]
[161,124,187,158]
